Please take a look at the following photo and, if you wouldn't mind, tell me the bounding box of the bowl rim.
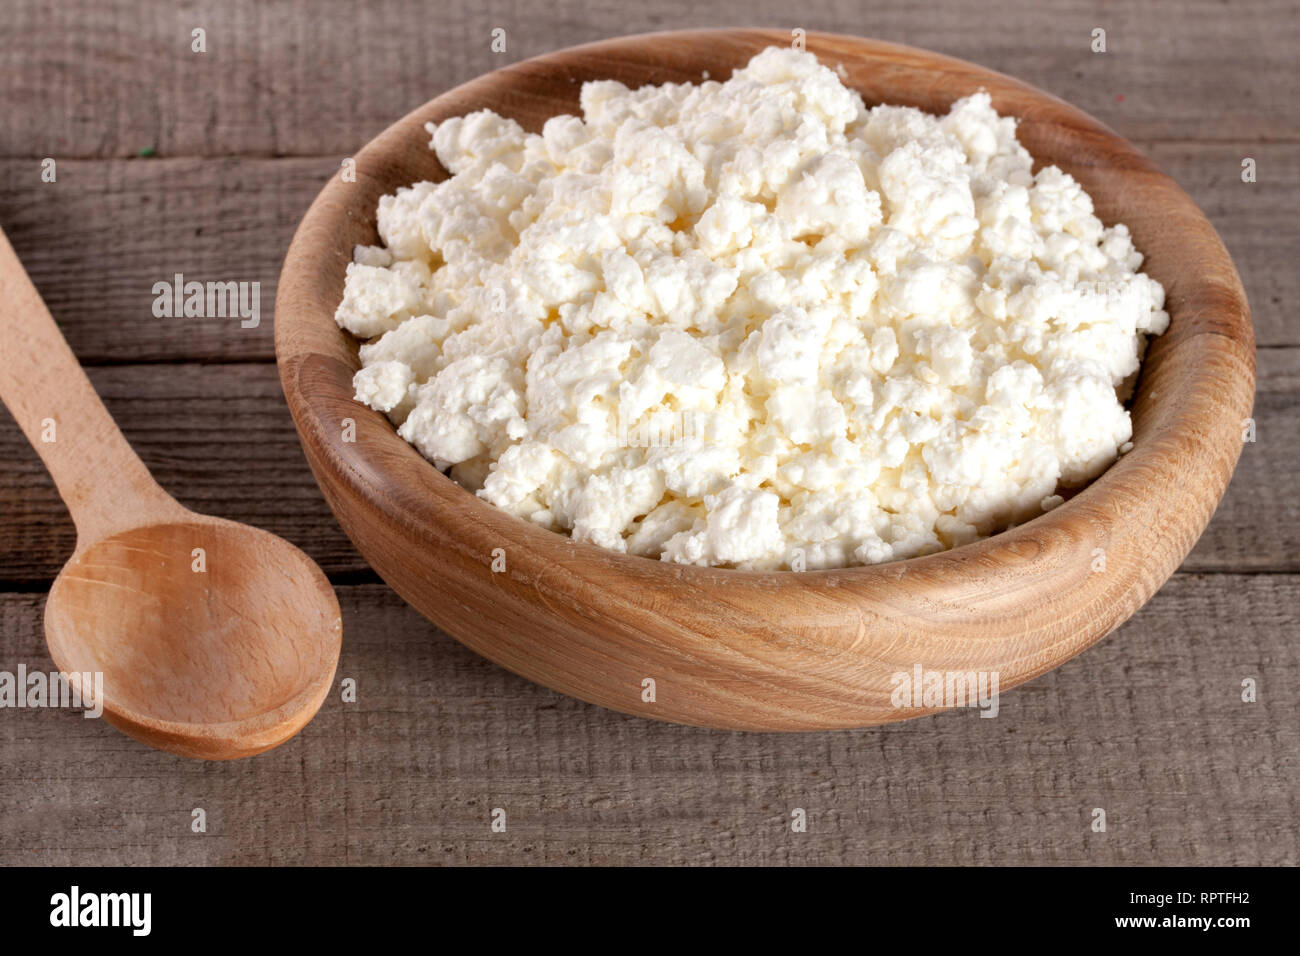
[274,28,1254,727]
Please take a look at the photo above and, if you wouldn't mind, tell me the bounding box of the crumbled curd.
[334,47,1168,570]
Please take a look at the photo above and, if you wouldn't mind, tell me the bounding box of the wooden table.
[1,0,1295,865]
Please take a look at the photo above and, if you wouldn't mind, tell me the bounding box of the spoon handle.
[0,227,184,547]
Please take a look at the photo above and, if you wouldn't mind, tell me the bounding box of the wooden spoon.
[0,228,341,759]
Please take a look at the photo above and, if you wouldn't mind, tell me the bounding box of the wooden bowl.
[275,29,1254,730]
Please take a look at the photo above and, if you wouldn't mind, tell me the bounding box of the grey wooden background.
[1,0,1296,865]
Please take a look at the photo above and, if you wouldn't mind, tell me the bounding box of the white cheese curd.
[334,47,1168,570]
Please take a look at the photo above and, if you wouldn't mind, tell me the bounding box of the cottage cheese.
[334,47,1168,570]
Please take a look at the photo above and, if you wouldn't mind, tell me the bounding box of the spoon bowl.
[44,517,341,759]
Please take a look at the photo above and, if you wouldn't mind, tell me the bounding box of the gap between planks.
[1,137,1298,160]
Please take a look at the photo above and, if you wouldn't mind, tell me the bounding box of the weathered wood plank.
[0,157,335,362]
[0,364,367,581]
[1,0,1296,162]
[0,143,1293,370]
[0,0,1293,871]
[0,353,1295,583]
[1184,346,1299,572]
[1,574,1295,865]
[1146,143,1299,349]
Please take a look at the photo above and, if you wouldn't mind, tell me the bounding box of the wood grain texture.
[0,364,370,582]
[45,517,342,759]
[0,158,335,362]
[0,144,1293,364]
[1,353,1295,583]
[0,227,342,759]
[1,0,1296,159]
[0,0,1294,864]
[1,575,1295,865]
[277,29,1254,730]
[0,228,166,542]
